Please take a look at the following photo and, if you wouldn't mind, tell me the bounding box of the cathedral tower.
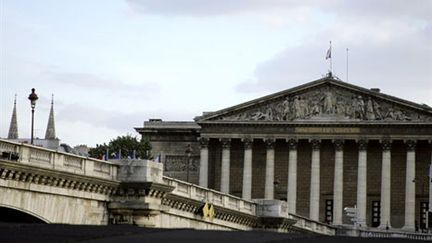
[45,94,56,139]
[7,95,18,139]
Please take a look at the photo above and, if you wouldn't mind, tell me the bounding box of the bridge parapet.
[163,177,255,215]
[0,139,117,180]
[290,213,336,235]
[110,159,335,233]
[0,139,120,225]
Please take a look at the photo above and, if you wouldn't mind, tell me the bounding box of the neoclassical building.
[136,74,432,231]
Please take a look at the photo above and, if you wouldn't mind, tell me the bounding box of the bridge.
[2,139,432,240]
[0,139,332,234]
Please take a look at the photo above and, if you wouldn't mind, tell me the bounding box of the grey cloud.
[125,0,431,20]
[236,31,432,104]
[125,0,277,16]
[46,71,160,96]
[56,104,196,134]
[57,104,146,133]
[327,0,432,21]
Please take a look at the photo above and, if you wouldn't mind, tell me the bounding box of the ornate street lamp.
[28,88,38,145]
[185,144,192,182]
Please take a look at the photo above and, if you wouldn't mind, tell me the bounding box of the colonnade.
[198,137,425,229]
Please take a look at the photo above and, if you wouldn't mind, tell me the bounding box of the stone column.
[264,139,275,199]
[333,139,344,225]
[242,138,253,200]
[287,138,298,214]
[220,138,231,194]
[198,137,209,188]
[310,139,321,221]
[356,139,368,227]
[403,140,416,231]
[379,139,392,229]
[430,143,432,225]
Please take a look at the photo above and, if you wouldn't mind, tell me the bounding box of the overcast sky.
[1,0,431,147]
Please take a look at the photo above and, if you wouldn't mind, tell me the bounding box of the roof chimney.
[370,88,380,93]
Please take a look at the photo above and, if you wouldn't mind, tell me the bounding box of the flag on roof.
[326,46,331,60]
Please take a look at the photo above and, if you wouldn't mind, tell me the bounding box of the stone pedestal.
[109,159,174,227]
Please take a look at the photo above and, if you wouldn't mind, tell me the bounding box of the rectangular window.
[325,199,333,224]
[371,200,380,227]
[420,202,428,230]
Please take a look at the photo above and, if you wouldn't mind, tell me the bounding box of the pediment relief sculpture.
[217,86,432,122]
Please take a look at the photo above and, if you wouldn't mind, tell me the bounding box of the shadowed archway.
[0,207,47,224]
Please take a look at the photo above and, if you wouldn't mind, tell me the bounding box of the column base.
[401,225,416,232]
[356,219,366,228]
[378,224,391,231]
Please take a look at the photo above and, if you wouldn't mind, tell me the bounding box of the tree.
[88,135,152,160]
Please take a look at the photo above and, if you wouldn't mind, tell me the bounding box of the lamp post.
[28,88,38,145]
[185,144,192,182]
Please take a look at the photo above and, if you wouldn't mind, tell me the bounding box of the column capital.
[198,137,209,148]
[334,139,344,151]
[220,138,231,149]
[381,139,392,151]
[358,139,368,151]
[310,139,321,150]
[243,138,253,150]
[287,138,297,150]
[405,140,416,151]
[265,138,275,149]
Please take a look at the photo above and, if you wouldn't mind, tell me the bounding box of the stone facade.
[136,75,432,231]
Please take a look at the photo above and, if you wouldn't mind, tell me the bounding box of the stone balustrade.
[358,230,432,241]
[254,199,335,235]
[163,176,256,216]
[0,139,117,180]
[290,213,336,235]
[336,226,432,241]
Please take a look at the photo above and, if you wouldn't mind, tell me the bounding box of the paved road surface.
[0,223,426,243]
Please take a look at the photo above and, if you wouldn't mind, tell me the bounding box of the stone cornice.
[198,120,432,127]
[115,182,175,198]
[258,217,297,230]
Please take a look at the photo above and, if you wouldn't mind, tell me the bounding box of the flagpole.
[330,41,332,74]
[346,48,349,82]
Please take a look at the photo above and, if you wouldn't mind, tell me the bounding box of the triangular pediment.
[196,76,432,123]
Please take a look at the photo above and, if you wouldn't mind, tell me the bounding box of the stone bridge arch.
[0,186,110,225]
[0,204,49,223]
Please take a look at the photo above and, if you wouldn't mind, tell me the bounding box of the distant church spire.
[45,94,56,139]
[8,94,19,139]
